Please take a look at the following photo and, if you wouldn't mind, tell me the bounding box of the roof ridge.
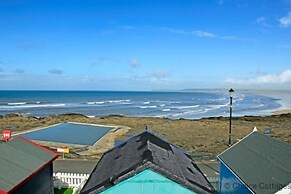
[103,130,190,159]
[140,130,191,155]
[217,130,258,158]
[81,130,215,194]
[0,139,47,163]
[217,131,291,194]
[102,130,174,156]
[18,136,58,156]
[254,132,291,147]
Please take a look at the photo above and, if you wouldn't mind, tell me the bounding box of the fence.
[53,172,220,193]
[53,172,90,194]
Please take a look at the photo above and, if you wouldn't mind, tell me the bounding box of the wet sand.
[272,109,291,115]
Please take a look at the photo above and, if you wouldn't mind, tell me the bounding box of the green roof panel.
[0,137,57,192]
[218,132,291,194]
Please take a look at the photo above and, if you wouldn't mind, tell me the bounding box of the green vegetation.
[54,188,73,194]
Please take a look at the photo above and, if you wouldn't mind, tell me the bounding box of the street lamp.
[229,88,234,146]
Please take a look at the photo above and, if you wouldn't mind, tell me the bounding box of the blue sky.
[0,0,291,90]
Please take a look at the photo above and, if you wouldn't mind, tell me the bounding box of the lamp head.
[229,88,234,98]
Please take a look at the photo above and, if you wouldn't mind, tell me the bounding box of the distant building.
[217,131,291,194]
[81,130,216,194]
[0,137,58,194]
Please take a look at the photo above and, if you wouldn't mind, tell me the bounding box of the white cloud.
[193,30,215,38]
[256,16,270,27]
[276,44,291,49]
[149,71,169,81]
[126,70,174,87]
[159,27,249,40]
[159,27,188,35]
[160,27,216,38]
[0,73,95,90]
[16,42,46,50]
[220,35,238,40]
[14,69,25,74]
[279,12,291,27]
[120,25,136,30]
[49,69,63,75]
[91,57,119,66]
[226,69,291,84]
[129,58,140,68]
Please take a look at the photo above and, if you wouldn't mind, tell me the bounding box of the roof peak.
[217,130,291,194]
[106,129,189,157]
[252,126,258,132]
[81,130,215,194]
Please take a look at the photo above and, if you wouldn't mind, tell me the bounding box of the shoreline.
[2,106,290,121]
[247,90,291,112]
[1,90,291,120]
[272,109,291,115]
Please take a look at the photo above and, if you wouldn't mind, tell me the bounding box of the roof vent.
[253,126,258,132]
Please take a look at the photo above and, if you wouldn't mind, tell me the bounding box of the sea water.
[0,90,281,119]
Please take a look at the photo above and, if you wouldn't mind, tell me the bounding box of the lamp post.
[229,88,234,146]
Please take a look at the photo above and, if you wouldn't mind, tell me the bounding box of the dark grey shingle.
[81,130,216,194]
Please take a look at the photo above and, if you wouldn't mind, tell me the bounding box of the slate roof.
[217,131,291,194]
[81,130,216,194]
[0,137,58,193]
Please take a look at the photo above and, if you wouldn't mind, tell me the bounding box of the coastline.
[236,89,291,116]
[272,109,291,115]
[1,113,291,160]
[246,90,291,113]
[1,90,287,119]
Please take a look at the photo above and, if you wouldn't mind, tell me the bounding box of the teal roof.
[217,132,291,194]
[0,137,58,192]
[101,169,196,194]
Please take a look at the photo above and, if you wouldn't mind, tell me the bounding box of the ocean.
[0,90,282,119]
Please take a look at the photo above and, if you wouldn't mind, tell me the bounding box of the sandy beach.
[273,109,291,115]
[1,113,290,160]
[247,90,291,112]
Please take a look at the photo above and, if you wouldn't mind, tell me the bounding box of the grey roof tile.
[81,130,216,194]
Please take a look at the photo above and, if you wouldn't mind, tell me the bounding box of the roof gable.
[217,132,291,194]
[0,137,58,192]
[81,130,215,194]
